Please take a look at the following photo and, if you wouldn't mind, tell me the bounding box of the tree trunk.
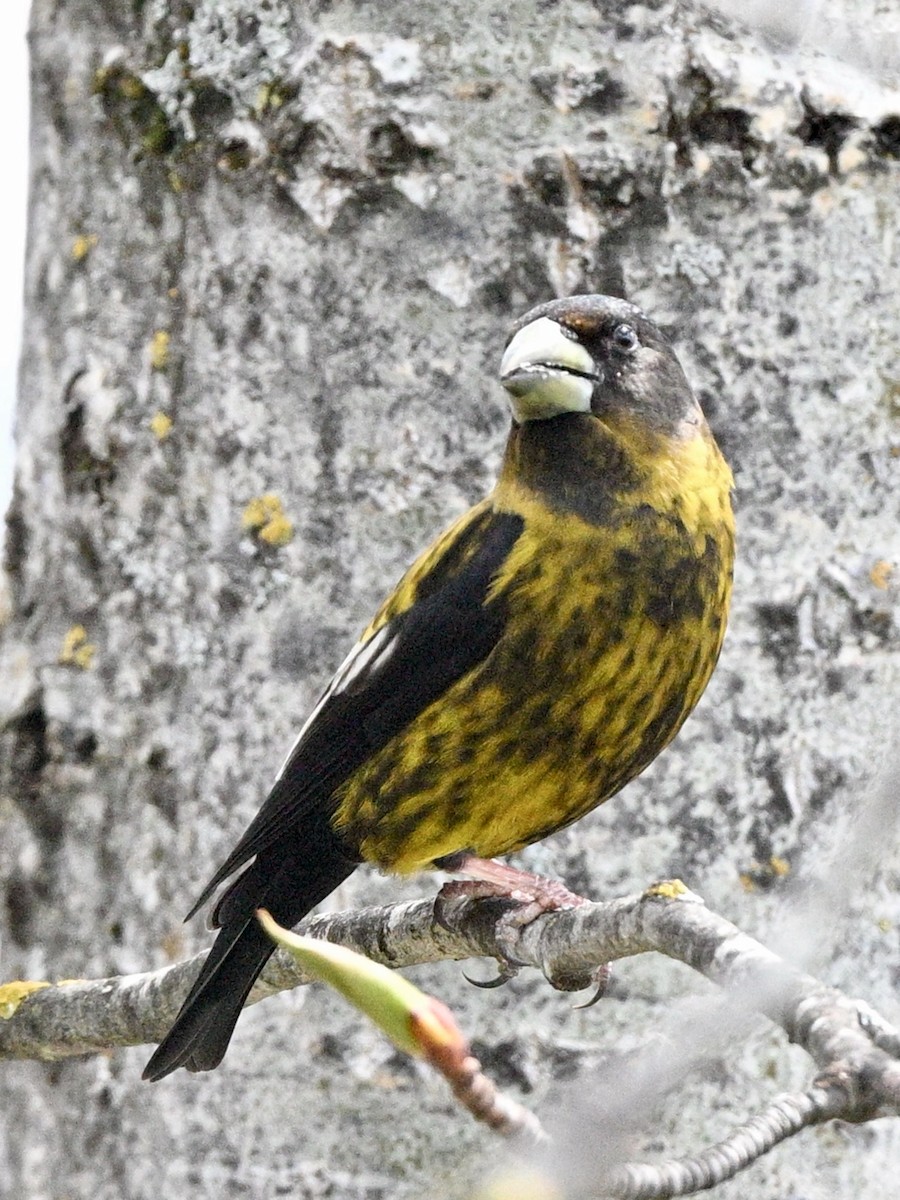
[2,1,898,1196]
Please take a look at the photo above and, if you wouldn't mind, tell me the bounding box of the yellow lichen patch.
[877,918,892,934]
[254,81,286,115]
[258,514,294,547]
[59,625,96,670]
[71,234,98,262]
[870,560,894,590]
[242,493,294,548]
[149,330,170,371]
[740,858,790,891]
[0,980,50,1020]
[114,73,146,101]
[645,878,688,900]
[149,411,173,441]
[242,494,274,530]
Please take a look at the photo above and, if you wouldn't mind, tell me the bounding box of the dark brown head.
[499,295,704,437]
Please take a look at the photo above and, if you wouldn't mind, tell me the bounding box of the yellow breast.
[333,418,734,874]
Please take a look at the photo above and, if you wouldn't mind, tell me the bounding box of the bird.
[143,293,734,1081]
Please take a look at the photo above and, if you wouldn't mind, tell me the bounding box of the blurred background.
[0,1,30,517]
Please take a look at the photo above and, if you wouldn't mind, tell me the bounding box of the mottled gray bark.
[1,1,898,1197]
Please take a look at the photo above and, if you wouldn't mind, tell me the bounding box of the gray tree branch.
[1,884,898,1198]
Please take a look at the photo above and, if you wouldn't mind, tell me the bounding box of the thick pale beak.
[499,316,599,421]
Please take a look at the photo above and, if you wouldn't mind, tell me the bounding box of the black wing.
[187,507,524,921]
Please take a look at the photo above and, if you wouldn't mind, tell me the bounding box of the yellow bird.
[144,294,734,1080]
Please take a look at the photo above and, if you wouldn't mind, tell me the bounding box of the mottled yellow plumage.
[334,408,733,872]
[145,293,735,1080]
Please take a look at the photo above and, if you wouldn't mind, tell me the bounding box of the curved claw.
[463,963,520,989]
[432,898,456,934]
[572,963,612,1009]
[572,984,606,1010]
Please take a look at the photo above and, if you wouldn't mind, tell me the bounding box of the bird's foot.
[432,854,611,998]
[435,852,589,920]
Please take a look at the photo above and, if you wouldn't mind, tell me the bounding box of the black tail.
[143,827,356,1081]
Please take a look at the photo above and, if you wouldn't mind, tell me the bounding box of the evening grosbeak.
[144,294,734,1080]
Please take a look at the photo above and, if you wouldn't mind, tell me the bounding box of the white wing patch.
[273,624,398,784]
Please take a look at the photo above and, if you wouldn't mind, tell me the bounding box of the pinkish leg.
[438,853,589,925]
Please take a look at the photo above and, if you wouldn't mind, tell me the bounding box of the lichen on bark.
[1,1,898,1197]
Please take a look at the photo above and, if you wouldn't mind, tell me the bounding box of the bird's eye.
[612,323,639,352]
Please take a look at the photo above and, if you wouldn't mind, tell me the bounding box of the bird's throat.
[496,412,733,548]
[496,414,641,529]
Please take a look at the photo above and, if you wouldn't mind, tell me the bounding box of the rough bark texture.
[1,1,898,1197]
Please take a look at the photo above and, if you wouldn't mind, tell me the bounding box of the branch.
[608,1087,845,1199]
[2,883,898,1197]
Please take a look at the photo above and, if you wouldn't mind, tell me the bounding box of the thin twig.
[608,1087,843,1199]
